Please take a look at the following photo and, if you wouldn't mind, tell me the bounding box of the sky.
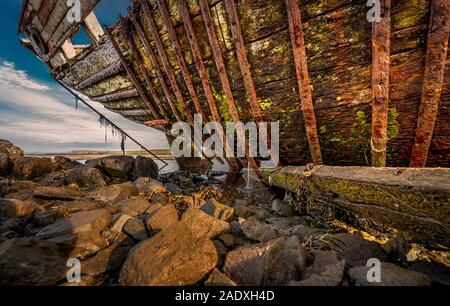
[0,0,169,153]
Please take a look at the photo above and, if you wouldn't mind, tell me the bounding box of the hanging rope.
[55,79,169,171]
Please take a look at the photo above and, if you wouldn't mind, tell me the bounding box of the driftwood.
[264,166,450,248]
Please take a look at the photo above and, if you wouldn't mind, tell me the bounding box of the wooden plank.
[74,61,123,91]
[264,166,450,248]
[410,0,450,167]
[91,88,139,103]
[285,0,323,165]
[138,0,194,124]
[120,17,168,120]
[37,0,57,28]
[144,119,170,127]
[224,0,263,123]
[41,1,68,42]
[371,0,391,167]
[82,12,104,45]
[61,39,76,60]
[129,7,182,122]
[155,0,206,121]
[106,28,159,119]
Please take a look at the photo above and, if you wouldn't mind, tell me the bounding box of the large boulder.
[33,186,84,200]
[63,167,110,189]
[119,197,151,217]
[145,204,179,234]
[133,177,165,197]
[132,156,159,180]
[182,207,230,239]
[12,157,54,180]
[52,156,82,171]
[223,236,306,285]
[0,237,67,286]
[120,221,218,286]
[0,140,23,177]
[86,182,138,203]
[36,209,111,259]
[0,198,35,222]
[241,219,289,242]
[86,156,135,180]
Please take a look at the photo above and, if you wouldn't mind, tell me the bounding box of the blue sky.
[0,0,169,153]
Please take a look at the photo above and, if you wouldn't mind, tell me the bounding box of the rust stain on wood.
[138,0,194,124]
[410,0,450,167]
[285,0,322,165]
[371,0,391,167]
[106,27,159,119]
[129,7,182,122]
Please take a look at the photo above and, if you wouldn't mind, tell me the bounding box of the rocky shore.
[0,139,448,286]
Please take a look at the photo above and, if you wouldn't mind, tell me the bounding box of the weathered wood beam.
[199,0,262,178]
[128,7,182,122]
[371,0,391,167]
[106,27,158,119]
[144,119,170,127]
[82,12,104,46]
[74,61,123,91]
[120,17,168,120]
[224,0,263,123]
[138,0,194,124]
[285,0,322,165]
[410,0,450,167]
[61,39,76,60]
[91,88,139,103]
[155,0,206,121]
[264,166,450,248]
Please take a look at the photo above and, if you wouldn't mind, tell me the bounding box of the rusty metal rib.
[410,0,450,167]
[119,17,168,120]
[106,27,159,120]
[285,0,323,165]
[371,0,391,167]
[129,7,181,122]
[137,0,194,124]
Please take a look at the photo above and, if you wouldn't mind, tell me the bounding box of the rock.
[109,214,133,235]
[213,239,229,258]
[52,200,107,215]
[63,167,110,189]
[33,186,84,200]
[0,140,24,177]
[200,198,234,222]
[60,275,106,286]
[123,218,149,241]
[182,207,230,239]
[223,236,306,285]
[321,233,388,267]
[349,262,432,286]
[134,177,164,197]
[33,211,57,226]
[409,261,450,286]
[0,218,24,235]
[86,182,138,203]
[145,204,179,234]
[120,222,218,286]
[241,219,288,242]
[0,178,7,196]
[164,182,182,194]
[234,206,271,221]
[119,197,150,217]
[271,199,296,217]
[0,237,66,286]
[86,156,135,180]
[289,251,345,286]
[81,237,134,276]
[11,157,54,180]
[36,209,111,259]
[132,156,158,180]
[230,220,243,235]
[0,198,34,222]
[289,225,317,242]
[218,234,234,248]
[1,179,39,194]
[205,269,236,286]
[52,156,82,171]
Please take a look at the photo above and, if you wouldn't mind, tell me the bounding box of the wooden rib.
[120,17,168,120]
[199,0,262,178]
[82,12,104,46]
[155,0,207,120]
[371,0,391,167]
[75,61,124,91]
[37,0,57,29]
[285,0,323,165]
[106,27,158,119]
[91,88,139,103]
[410,0,450,167]
[138,0,194,124]
[224,0,263,123]
[41,1,67,42]
[128,7,181,122]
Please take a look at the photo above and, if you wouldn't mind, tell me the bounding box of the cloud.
[0,60,50,91]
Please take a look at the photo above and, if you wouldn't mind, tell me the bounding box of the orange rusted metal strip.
[224,0,263,123]
[410,0,450,167]
[155,0,207,120]
[137,0,194,124]
[106,27,159,120]
[371,0,391,167]
[285,0,322,165]
[199,0,263,179]
[119,17,168,120]
[128,8,182,122]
